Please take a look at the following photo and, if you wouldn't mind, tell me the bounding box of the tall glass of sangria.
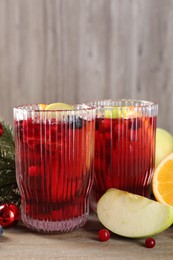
[87,99,158,211]
[14,103,95,232]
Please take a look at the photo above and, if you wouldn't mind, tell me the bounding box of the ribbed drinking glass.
[87,99,158,211]
[14,104,95,232]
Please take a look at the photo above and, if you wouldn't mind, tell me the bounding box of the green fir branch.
[0,119,15,159]
[0,119,20,206]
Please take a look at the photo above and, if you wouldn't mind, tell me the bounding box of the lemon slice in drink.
[104,106,138,119]
[44,103,73,111]
[104,107,120,119]
[43,102,73,119]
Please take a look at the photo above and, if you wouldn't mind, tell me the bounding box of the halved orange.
[152,152,173,207]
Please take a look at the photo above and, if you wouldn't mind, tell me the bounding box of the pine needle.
[0,119,20,206]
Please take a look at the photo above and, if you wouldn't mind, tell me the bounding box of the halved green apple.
[155,128,173,166]
[97,188,173,238]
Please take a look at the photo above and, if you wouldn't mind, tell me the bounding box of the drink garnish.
[38,104,47,110]
[104,106,140,119]
[44,103,73,111]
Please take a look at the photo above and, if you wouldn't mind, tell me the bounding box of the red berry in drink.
[98,229,110,242]
[145,237,156,248]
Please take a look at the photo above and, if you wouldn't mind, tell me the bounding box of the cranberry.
[98,229,110,242]
[145,237,156,248]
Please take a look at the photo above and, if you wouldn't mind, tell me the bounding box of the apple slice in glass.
[97,188,173,238]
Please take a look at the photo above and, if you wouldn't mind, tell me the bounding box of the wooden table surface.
[0,213,173,260]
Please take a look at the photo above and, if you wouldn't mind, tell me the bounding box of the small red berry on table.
[145,237,156,248]
[98,229,110,242]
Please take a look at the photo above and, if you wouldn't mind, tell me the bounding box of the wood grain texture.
[1,213,173,259]
[0,0,173,131]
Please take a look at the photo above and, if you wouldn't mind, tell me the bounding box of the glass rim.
[85,99,158,108]
[13,103,96,112]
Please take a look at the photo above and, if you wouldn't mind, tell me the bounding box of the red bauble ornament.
[0,204,20,228]
[0,122,3,137]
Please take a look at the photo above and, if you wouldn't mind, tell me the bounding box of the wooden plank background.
[0,0,173,132]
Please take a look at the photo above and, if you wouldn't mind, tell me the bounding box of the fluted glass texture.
[87,99,158,211]
[14,104,95,233]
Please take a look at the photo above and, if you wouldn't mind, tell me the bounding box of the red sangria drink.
[14,103,95,232]
[88,100,158,211]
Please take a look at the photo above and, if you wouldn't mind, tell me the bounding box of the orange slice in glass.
[38,104,47,110]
